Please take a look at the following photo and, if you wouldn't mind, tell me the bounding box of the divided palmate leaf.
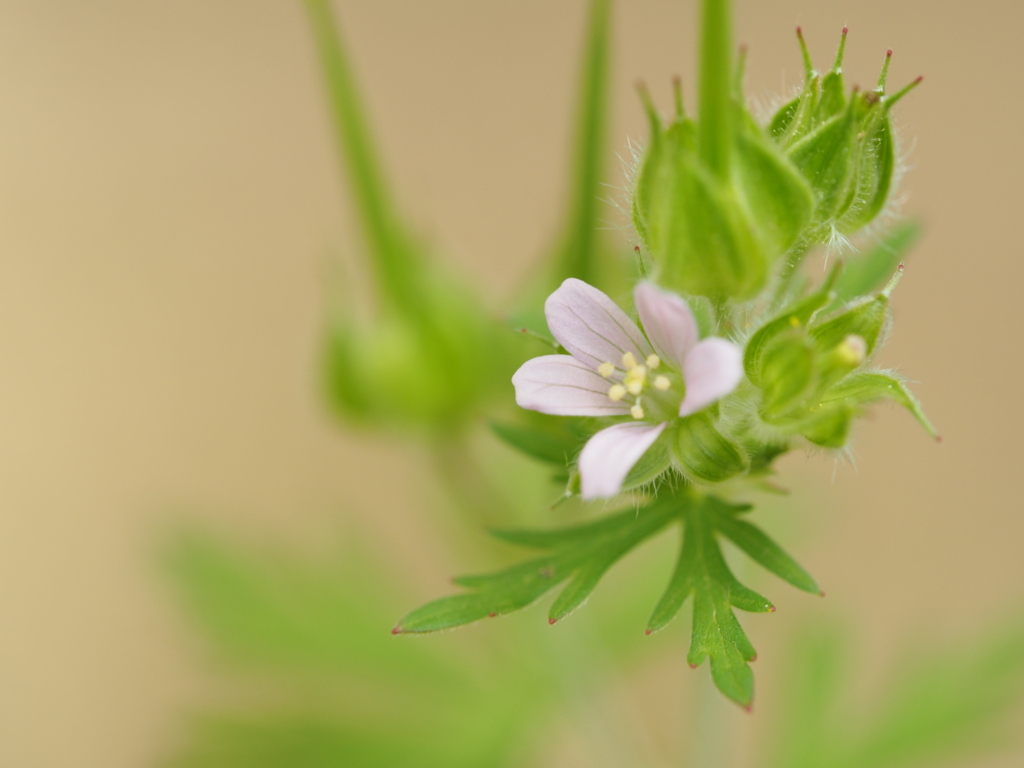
[646,496,820,707]
[397,493,819,708]
[394,500,680,634]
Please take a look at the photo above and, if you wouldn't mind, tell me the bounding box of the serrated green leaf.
[646,496,779,707]
[710,506,820,594]
[397,501,680,633]
[830,221,920,309]
[821,370,937,439]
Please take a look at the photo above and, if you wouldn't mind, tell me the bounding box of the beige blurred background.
[1,0,1021,766]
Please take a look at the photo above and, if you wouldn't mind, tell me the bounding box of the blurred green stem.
[430,434,516,529]
[698,0,733,179]
[687,658,734,768]
[556,0,611,285]
[303,0,419,311]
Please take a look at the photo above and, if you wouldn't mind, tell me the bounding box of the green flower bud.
[770,28,922,241]
[757,330,819,418]
[323,270,523,432]
[807,265,901,360]
[631,79,813,301]
[748,264,907,443]
[671,411,749,483]
[744,264,839,387]
[798,402,855,448]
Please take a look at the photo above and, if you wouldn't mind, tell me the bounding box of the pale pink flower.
[512,278,743,499]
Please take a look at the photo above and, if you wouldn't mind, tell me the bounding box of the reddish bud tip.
[488,612,497,618]
[768,605,777,613]
[750,654,758,662]
[645,629,652,636]
[819,591,827,598]
[672,74,682,86]
[936,435,944,444]
[898,262,905,271]
[915,76,924,84]
[548,617,557,625]
[391,626,403,635]
[842,26,849,35]
[796,26,803,35]
[887,48,893,58]
[744,704,754,714]
[739,43,748,54]
[689,663,699,669]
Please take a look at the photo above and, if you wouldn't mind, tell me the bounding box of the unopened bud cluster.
[519,27,935,498]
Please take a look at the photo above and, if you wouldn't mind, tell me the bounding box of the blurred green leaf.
[164,530,550,768]
[165,531,451,681]
[489,416,584,468]
[769,619,1024,768]
[830,221,921,309]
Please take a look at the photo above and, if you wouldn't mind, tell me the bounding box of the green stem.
[698,0,733,180]
[303,0,418,310]
[688,660,735,767]
[430,433,516,530]
[558,0,612,284]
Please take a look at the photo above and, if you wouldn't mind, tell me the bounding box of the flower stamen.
[654,375,671,391]
[630,399,645,420]
[624,365,647,395]
[646,354,661,369]
[598,362,616,378]
[608,384,628,401]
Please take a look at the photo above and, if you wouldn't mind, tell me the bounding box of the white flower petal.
[545,278,651,369]
[578,421,668,500]
[513,355,631,416]
[633,282,699,367]
[678,337,744,417]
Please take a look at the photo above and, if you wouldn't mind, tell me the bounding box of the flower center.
[599,352,683,422]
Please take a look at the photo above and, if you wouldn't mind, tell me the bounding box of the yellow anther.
[597,362,616,378]
[789,316,800,327]
[624,365,647,395]
[646,354,661,370]
[621,352,638,369]
[630,401,645,419]
[654,375,671,391]
[835,334,867,365]
[608,384,627,401]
